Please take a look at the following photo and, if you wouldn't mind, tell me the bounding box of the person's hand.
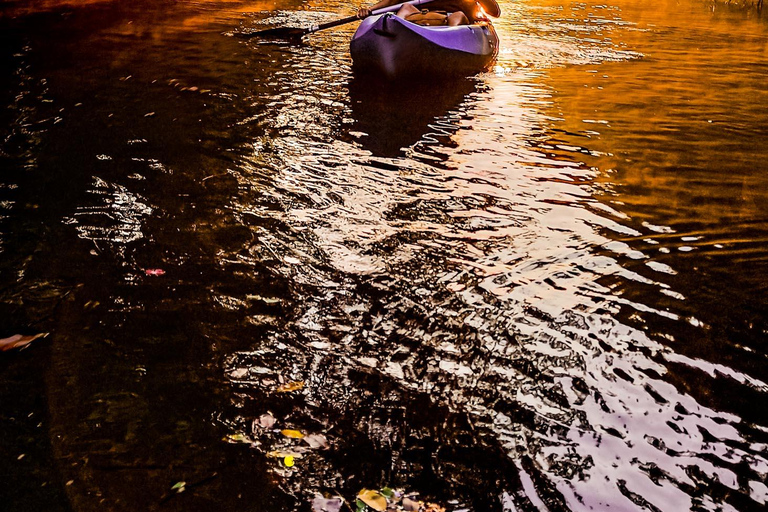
[357,6,372,18]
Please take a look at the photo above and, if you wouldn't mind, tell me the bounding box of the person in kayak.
[357,0,480,26]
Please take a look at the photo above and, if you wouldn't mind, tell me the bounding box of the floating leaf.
[423,503,445,512]
[229,368,248,379]
[283,455,294,467]
[246,294,282,304]
[357,489,387,512]
[380,487,394,499]
[224,433,251,443]
[303,433,329,450]
[312,496,343,512]
[281,429,305,439]
[0,333,47,352]
[257,413,276,429]
[171,481,186,493]
[402,497,421,511]
[276,381,304,393]
[266,450,303,459]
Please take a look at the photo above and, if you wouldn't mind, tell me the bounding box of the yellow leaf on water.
[284,455,294,467]
[224,433,250,443]
[276,381,304,393]
[281,429,305,439]
[357,489,387,512]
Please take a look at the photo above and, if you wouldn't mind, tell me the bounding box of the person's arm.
[357,0,399,18]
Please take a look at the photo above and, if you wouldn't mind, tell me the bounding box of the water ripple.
[2,1,766,511]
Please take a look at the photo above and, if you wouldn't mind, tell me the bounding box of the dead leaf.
[224,433,251,443]
[276,381,304,393]
[423,503,445,512]
[312,496,343,512]
[256,413,276,429]
[303,433,329,450]
[357,489,387,512]
[246,294,281,304]
[266,450,303,459]
[281,429,305,439]
[402,497,421,511]
[0,333,47,352]
[230,368,248,379]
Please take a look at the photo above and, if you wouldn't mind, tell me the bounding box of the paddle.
[242,0,438,39]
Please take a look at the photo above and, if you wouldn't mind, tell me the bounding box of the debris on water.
[256,413,276,429]
[229,368,248,379]
[266,450,304,459]
[276,380,304,393]
[357,489,387,511]
[312,496,343,512]
[144,268,166,276]
[283,455,294,467]
[223,433,253,444]
[0,333,48,352]
[281,429,304,439]
[351,488,437,512]
[171,481,186,493]
[302,433,328,449]
[246,294,282,304]
[402,497,421,511]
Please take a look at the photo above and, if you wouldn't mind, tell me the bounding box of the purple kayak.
[350,13,498,80]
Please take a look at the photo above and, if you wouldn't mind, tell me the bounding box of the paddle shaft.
[306,0,436,34]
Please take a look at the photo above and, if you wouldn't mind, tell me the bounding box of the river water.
[1,0,767,511]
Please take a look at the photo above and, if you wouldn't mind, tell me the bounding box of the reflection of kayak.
[350,13,498,80]
[348,75,477,156]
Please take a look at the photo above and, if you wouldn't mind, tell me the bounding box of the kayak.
[350,13,498,80]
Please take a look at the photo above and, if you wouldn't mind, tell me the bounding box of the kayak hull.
[350,13,498,80]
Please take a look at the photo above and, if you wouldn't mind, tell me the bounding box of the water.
[1,0,767,511]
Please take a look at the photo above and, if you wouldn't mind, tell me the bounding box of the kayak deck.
[350,13,498,79]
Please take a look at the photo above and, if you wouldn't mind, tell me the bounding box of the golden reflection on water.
[3,0,768,511]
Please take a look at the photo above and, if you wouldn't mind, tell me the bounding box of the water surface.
[1,0,767,511]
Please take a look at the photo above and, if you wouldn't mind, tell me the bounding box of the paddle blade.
[478,0,501,17]
[241,26,310,39]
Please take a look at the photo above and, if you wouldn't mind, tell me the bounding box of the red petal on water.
[145,268,166,276]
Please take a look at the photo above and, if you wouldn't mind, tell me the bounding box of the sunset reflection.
[1,0,767,511]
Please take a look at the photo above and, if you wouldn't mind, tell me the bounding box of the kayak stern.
[350,13,498,79]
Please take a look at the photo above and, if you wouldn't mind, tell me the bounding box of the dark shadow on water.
[348,74,478,157]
